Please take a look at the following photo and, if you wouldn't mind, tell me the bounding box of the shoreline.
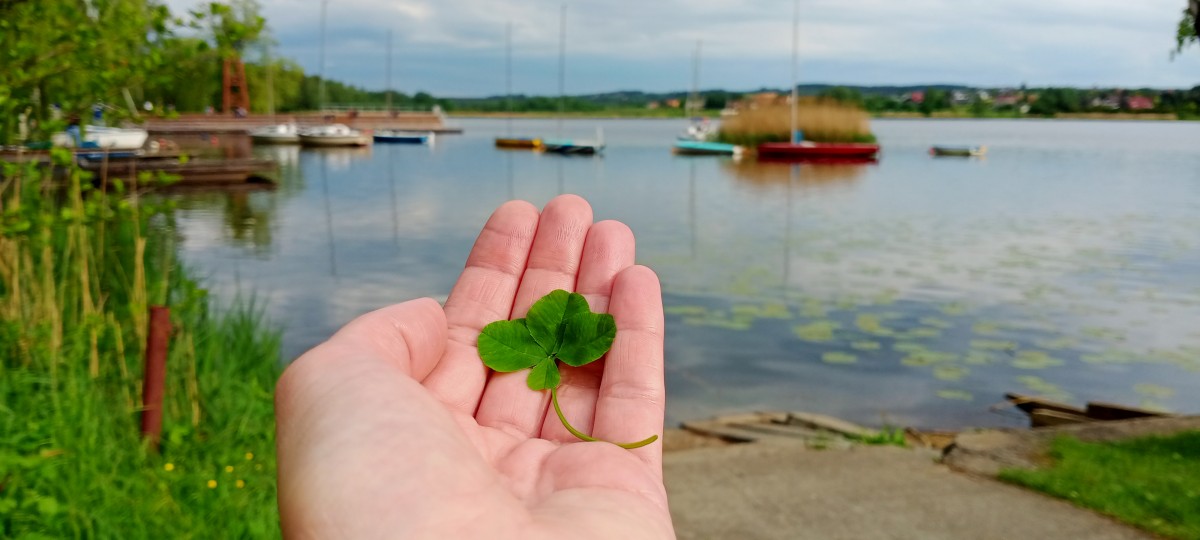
[450,111,1191,122]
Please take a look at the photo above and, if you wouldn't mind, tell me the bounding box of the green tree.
[1175,0,1200,55]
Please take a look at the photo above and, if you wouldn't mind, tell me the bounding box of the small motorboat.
[251,123,301,144]
[930,145,987,157]
[52,125,148,150]
[542,139,604,155]
[298,124,370,147]
[495,137,543,150]
[757,141,880,163]
[374,130,434,144]
[672,139,743,157]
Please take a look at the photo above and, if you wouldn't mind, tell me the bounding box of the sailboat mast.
[386,30,393,113]
[557,3,565,138]
[690,40,702,117]
[318,0,328,111]
[790,0,799,143]
[506,22,513,137]
[266,43,275,120]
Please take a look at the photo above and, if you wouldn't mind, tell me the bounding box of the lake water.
[168,118,1200,429]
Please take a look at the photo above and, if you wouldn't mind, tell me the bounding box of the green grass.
[1000,432,1200,539]
[0,155,283,538]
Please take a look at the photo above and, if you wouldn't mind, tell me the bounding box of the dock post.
[140,306,172,451]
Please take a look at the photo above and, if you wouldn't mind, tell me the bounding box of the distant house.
[993,93,1020,107]
[665,98,682,108]
[646,101,661,110]
[951,90,970,105]
[909,91,925,104]
[1126,95,1154,111]
[1090,96,1120,110]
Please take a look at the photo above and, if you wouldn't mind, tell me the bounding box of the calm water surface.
[168,118,1200,428]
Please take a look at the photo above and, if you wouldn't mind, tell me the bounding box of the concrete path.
[663,440,1150,540]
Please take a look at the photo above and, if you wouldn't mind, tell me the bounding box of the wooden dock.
[1,150,277,188]
[79,156,277,187]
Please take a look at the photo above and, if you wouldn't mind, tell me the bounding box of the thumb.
[308,297,448,381]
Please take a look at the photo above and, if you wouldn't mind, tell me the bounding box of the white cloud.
[161,0,1200,92]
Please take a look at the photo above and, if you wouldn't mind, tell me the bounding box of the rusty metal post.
[141,306,171,451]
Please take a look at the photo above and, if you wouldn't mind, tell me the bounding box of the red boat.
[756,142,881,163]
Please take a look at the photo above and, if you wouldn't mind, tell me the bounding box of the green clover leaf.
[478,319,547,373]
[476,289,657,449]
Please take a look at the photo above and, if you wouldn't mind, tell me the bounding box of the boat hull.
[930,146,986,157]
[298,135,370,147]
[495,137,543,149]
[756,142,880,162]
[374,133,431,144]
[251,133,301,144]
[673,140,742,156]
[52,126,149,150]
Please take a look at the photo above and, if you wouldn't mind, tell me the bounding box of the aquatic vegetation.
[1133,383,1175,400]
[1082,326,1127,342]
[893,341,930,354]
[933,365,970,382]
[940,302,969,316]
[918,317,954,330]
[902,327,943,340]
[963,351,997,365]
[936,389,974,401]
[850,340,882,351]
[1012,350,1065,370]
[716,99,876,145]
[800,299,827,318]
[970,339,1018,352]
[821,351,858,365]
[901,350,958,367]
[971,321,1002,335]
[794,320,840,342]
[665,305,708,316]
[1016,376,1072,402]
[855,314,893,336]
[1034,336,1078,351]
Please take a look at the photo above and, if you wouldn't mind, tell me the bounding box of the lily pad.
[1012,350,1064,370]
[936,389,974,401]
[822,352,858,365]
[850,341,882,351]
[794,320,839,342]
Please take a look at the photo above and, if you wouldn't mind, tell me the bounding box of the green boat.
[673,140,743,156]
[930,145,987,157]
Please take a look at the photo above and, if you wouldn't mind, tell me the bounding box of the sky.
[163,0,1200,96]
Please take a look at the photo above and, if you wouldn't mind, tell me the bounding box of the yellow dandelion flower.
[236,479,246,489]
[244,452,254,461]
[224,465,234,473]
[163,463,175,472]
[206,480,217,489]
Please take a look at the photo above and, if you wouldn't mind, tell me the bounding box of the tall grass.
[0,151,283,537]
[718,98,877,145]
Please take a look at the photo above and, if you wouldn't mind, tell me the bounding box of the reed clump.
[718,98,876,145]
[0,152,282,537]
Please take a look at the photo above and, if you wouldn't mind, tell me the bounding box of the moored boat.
[542,139,604,155]
[298,124,370,147]
[930,145,986,157]
[495,137,543,150]
[673,139,743,156]
[251,123,301,144]
[52,125,149,150]
[374,130,434,144]
[757,141,880,162]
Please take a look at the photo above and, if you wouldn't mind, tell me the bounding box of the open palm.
[275,195,674,539]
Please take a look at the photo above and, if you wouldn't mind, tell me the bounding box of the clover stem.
[551,387,659,450]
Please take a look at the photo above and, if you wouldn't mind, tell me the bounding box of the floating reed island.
[717,98,877,146]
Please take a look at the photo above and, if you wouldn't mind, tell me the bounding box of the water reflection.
[723,160,868,192]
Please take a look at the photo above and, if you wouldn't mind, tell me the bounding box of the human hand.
[275,195,673,539]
